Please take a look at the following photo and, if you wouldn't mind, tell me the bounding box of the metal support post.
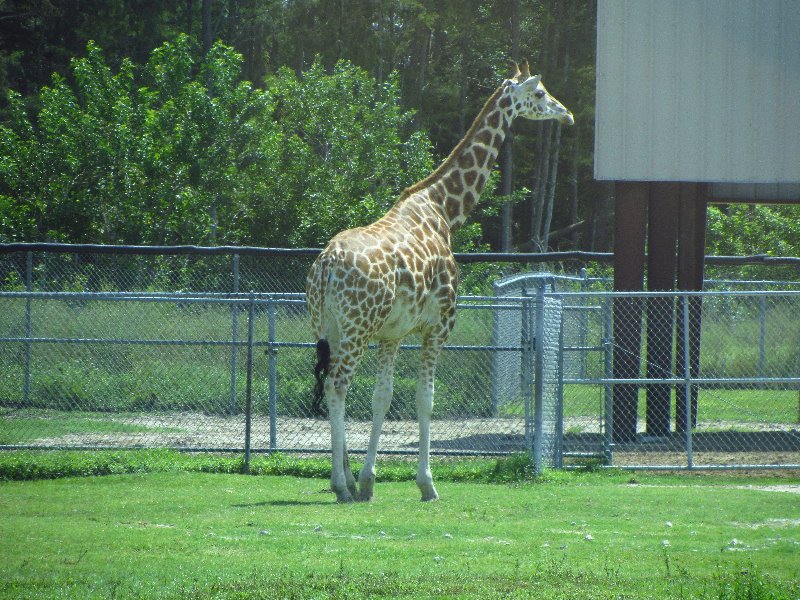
[230,254,239,415]
[555,310,564,469]
[758,295,766,381]
[682,295,694,469]
[603,299,614,464]
[244,291,255,473]
[521,296,534,457]
[533,286,545,475]
[268,295,278,451]
[24,251,32,406]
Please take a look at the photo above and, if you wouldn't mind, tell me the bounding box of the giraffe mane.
[396,82,507,203]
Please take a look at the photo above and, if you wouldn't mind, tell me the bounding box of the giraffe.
[305,60,573,502]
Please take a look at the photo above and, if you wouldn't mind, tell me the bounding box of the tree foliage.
[0,0,798,260]
[0,36,432,247]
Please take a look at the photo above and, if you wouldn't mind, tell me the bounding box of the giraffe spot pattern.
[444,170,464,195]
[464,170,478,187]
[473,146,488,168]
[457,152,475,169]
[474,129,492,145]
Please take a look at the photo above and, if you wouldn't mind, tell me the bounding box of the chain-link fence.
[559,290,800,468]
[1,246,799,469]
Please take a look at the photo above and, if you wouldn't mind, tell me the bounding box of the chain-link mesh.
[2,248,799,469]
[559,291,800,468]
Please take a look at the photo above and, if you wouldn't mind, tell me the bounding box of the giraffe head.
[506,60,573,125]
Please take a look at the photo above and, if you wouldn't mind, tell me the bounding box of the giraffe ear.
[518,59,531,81]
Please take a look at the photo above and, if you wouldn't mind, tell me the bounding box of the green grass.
[0,450,546,483]
[501,385,800,425]
[1,465,799,599]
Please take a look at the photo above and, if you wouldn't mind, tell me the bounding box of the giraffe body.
[306,61,572,502]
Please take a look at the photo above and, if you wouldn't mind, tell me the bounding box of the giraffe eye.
[535,90,545,99]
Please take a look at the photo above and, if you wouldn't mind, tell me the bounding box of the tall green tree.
[0,37,434,248]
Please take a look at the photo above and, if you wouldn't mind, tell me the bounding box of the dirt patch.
[20,412,527,454]
[8,410,800,468]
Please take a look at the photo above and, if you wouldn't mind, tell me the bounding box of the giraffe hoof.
[334,490,355,503]
[357,478,374,501]
[418,483,439,501]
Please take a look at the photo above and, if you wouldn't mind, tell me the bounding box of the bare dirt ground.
[10,409,800,468]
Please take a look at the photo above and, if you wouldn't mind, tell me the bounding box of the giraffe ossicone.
[305,60,573,502]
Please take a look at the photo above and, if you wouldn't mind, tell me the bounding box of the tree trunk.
[540,121,562,250]
[500,0,520,253]
[530,121,553,250]
[411,26,431,131]
[569,123,580,247]
[202,0,213,56]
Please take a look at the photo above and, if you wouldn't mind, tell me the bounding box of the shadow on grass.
[232,498,333,508]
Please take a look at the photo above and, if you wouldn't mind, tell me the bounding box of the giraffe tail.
[312,338,330,418]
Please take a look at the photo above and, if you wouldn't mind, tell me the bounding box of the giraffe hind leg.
[326,376,354,502]
[358,339,401,501]
[325,335,368,503]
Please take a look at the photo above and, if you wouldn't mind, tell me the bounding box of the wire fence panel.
[557,291,800,469]
[0,291,538,457]
[1,247,800,470]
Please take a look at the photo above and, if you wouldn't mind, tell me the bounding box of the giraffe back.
[306,192,459,354]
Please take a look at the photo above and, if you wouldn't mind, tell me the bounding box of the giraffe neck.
[397,84,514,233]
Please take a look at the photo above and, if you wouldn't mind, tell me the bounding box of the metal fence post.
[603,298,614,464]
[268,295,278,451]
[24,251,32,407]
[230,254,239,415]
[555,306,564,469]
[579,267,588,379]
[533,285,545,475]
[759,294,766,380]
[521,296,534,457]
[682,294,694,469]
[244,291,255,473]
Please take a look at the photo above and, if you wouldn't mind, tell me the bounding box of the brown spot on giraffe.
[473,146,489,168]
[444,171,464,195]
[444,196,461,222]
[474,129,492,145]
[457,152,475,169]
[464,170,478,187]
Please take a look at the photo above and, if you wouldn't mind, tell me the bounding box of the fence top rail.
[0,243,323,258]
[0,290,529,306]
[551,289,800,298]
[4,290,800,303]
[4,242,800,266]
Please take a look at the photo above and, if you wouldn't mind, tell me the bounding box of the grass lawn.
[1,468,799,599]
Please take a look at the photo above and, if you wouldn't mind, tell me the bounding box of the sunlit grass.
[1,468,798,599]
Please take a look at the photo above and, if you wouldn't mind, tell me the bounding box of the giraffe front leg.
[415,372,439,502]
[358,340,400,501]
[343,438,357,498]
